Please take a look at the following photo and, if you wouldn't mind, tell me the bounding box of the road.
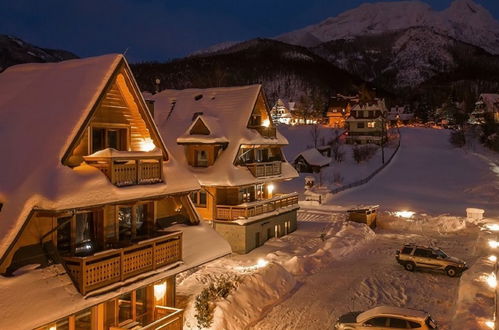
[331,127,499,217]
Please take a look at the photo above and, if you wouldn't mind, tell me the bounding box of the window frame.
[89,123,130,154]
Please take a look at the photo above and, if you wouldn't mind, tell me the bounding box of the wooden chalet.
[293,148,331,173]
[346,98,388,144]
[150,85,300,254]
[0,55,230,330]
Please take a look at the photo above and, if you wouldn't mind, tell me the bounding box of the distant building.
[326,94,358,128]
[293,148,331,173]
[346,98,388,144]
[469,93,499,124]
[271,98,293,125]
[388,105,414,125]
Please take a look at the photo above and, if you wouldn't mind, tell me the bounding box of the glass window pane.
[74,308,92,330]
[136,204,147,236]
[75,213,95,256]
[91,128,105,153]
[118,292,133,324]
[136,287,148,324]
[365,317,388,326]
[119,207,132,241]
[389,317,408,328]
[107,130,119,150]
[57,216,72,256]
[199,191,207,207]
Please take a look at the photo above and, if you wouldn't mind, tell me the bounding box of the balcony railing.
[63,232,182,295]
[84,149,163,187]
[216,192,299,220]
[110,306,183,330]
[245,161,282,177]
[249,126,277,138]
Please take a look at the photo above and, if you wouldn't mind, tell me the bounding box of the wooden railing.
[250,126,277,138]
[111,307,183,330]
[216,192,299,220]
[84,153,163,187]
[245,161,282,177]
[63,232,182,295]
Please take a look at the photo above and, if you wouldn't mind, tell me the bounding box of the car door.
[413,248,435,268]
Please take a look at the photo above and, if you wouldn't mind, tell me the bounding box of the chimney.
[145,99,155,117]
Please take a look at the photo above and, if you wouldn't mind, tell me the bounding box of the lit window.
[367,122,376,128]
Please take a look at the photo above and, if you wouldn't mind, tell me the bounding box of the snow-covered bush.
[194,274,241,328]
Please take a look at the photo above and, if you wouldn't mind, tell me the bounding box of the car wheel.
[404,262,415,272]
[446,266,458,277]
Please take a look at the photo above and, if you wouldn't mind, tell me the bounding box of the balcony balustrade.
[63,232,182,295]
[245,161,282,178]
[216,192,298,220]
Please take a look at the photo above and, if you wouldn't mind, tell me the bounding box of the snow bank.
[378,212,467,234]
[212,263,296,330]
[452,256,497,330]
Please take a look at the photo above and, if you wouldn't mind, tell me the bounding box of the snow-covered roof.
[294,148,331,167]
[357,306,429,323]
[0,221,231,330]
[0,54,200,258]
[177,114,229,144]
[478,93,499,112]
[352,99,387,112]
[150,85,299,186]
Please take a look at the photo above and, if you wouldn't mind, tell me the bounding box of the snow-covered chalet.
[346,98,388,144]
[0,54,230,329]
[149,85,300,254]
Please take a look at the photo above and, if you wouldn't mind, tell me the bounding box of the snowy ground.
[278,125,399,198]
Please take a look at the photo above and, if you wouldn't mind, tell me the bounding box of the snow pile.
[452,256,497,330]
[269,221,375,275]
[378,212,467,234]
[212,263,296,330]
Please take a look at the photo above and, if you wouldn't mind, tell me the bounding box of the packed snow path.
[331,127,499,217]
[251,228,478,330]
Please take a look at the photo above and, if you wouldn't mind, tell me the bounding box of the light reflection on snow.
[484,224,499,232]
[234,258,269,273]
[485,320,495,329]
[486,273,497,289]
[394,211,415,218]
[489,240,499,248]
[489,255,497,262]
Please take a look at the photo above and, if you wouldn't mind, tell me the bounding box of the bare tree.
[310,125,320,148]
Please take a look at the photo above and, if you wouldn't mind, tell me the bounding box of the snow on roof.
[150,85,298,186]
[352,99,387,112]
[479,93,499,111]
[357,306,428,323]
[0,55,200,257]
[0,221,231,330]
[177,114,229,144]
[294,148,331,167]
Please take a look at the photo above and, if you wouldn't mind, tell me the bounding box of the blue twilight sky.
[0,0,497,62]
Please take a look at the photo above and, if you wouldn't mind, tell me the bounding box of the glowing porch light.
[486,273,497,289]
[262,119,271,127]
[489,240,499,248]
[49,326,56,330]
[154,282,167,301]
[489,255,497,262]
[256,258,269,268]
[140,138,156,152]
[485,224,499,232]
[485,320,495,329]
[267,184,274,195]
[394,211,415,218]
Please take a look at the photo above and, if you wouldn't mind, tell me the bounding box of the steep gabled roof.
[177,114,229,144]
[151,85,298,186]
[0,55,199,258]
[294,148,331,167]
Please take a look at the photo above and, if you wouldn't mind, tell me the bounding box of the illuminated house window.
[190,191,207,207]
[367,121,376,128]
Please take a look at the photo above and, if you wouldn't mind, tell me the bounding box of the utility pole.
[381,114,385,164]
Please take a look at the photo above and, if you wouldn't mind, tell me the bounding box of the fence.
[330,129,401,195]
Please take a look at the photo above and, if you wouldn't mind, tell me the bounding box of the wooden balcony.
[216,192,299,220]
[63,232,182,295]
[246,161,282,177]
[111,307,183,330]
[250,126,277,138]
[84,149,163,187]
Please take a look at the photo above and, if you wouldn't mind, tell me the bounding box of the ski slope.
[330,127,499,217]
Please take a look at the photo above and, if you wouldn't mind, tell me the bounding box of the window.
[256,184,264,200]
[367,121,376,128]
[195,150,208,167]
[75,213,95,256]
[74,308,92,329]
[240,186,253,203]
[389,317,408,328]
[255,148,269,162]
[57,216,72,256]
[190,191,207,207]
[249,115,261,126]
[402,247,413,255]
[408,320,422,328]
[357,122,365,129]
[91,127,128,153]
[57,212,97,257]
[414,248,432,258]
[119,206,133,241]
[365,317,388,326]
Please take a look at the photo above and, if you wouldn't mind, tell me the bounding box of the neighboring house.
[388,105,414,124]
[150,85,300,254]
[0,55,230,330]
[270,98,293,125]
[469,93,499,124]
[326,94,357,128]
[346,98,388,144]
[293,148,331,173]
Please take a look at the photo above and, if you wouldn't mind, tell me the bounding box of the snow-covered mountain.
[277,0,499,55]
[0,35,77,72]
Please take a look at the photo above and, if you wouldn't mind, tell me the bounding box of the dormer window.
[195,150,208,167]
[91,125,128,153]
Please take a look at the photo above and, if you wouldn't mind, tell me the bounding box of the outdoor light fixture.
[394,211,415,218]
[154,281,167,301]
[267,184,275,195]
[489,255,497,262]
[485,320,495,329]
[486,273,497,289]
[489,240,499,248]
[140,138,156,152]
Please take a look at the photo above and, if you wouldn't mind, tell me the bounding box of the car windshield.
[434,249,448,259]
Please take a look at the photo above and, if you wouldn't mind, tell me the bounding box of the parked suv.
[396,244,467,277]
[334,306,438,329]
